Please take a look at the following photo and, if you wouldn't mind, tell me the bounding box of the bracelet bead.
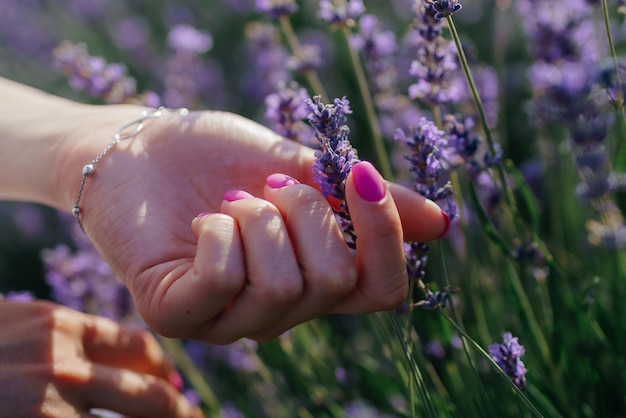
[72,107,188,232]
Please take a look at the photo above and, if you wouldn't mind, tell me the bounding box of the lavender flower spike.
[306,95,360,248]
[488,332,528,390]
[306,95,359,199]
[430,0,462,21]
[255,0,297,19]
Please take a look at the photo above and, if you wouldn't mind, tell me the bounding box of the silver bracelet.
[73,107,189,231]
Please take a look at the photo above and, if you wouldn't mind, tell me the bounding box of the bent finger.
[335,161,409,314]
[151,213,246,338]
[77,364,203,418]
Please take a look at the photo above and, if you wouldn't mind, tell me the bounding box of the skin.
[0,77,448,344]
[0,301,202,418]
[0,77,448,413]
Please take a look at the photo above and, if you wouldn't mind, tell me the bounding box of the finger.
[151,213,246,338]
[247,174,356,339]
[387,182,450,242]
[208,190,303,343]
[297,153,449,242]
[335,161,409,314]
[76,364,203,418]
[80,314,173,380]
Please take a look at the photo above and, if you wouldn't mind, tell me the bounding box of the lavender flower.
[488,332,528,390]
[255,0,297,19]
[306,95,360,248]
[286,44,324,73]
[166,24,213,54]
[241,22,291,103]
[41,225,138,323]
[318,0,365,26]
[53,41,138,104]
[430,0,462,20]
[3,290,35,303]
[407,0,460,106]
[306,96,359,199]
[161,25,225,108]
[264,81,314,144]
[394,118,452,202]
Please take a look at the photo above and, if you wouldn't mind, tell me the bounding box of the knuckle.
[308,262,357,298]
[257,274,303,303]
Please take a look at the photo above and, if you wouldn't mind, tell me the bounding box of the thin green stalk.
[278,16,328,100]
[386,311,439,418]
[439,313,545,418]
[599,1,626,163]
[445,17,515,212]
[338,25,394,180]
[437,240,496,417]
[156,336,220,414]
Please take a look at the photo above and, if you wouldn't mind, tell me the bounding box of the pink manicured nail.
[438,211,451,239]
[224,189,254,202]
[266,173,300,188]
[169,370,184,392]
[195,212,212,218]
[352,161,386,202]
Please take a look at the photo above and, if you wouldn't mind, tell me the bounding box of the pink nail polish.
[169,370,184,391]
[266,173,300,188]
[438,211,451,239]
[224,189,254,202]
[352,161,386,202]
[195,212,212,218]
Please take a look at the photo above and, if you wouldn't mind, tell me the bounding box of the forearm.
[0,77,146,211]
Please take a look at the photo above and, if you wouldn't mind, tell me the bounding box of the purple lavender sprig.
[395,117,453,203]
[318,0,365,26]
[306,95,360,248]
[41,224,138,324]
[255,0,297,19]
[264,81,314,145]
[488,332,528,390]
[52,41,156,105]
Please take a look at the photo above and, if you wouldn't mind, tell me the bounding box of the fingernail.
[352,161,386,202]
[438,211,451,239]
[266,173,300,188]
[195,212,212,218]
[224,189,254,202]
[168,370,184,392]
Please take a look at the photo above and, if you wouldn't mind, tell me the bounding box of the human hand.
[56,106,449,343]
[0,300,202,418]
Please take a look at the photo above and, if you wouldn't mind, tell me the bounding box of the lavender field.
[1,0,625,416]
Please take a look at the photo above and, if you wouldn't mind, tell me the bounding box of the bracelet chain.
[73,107,189,232]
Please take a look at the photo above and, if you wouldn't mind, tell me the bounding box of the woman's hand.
[0,300,202,418]
[56,106,449,344]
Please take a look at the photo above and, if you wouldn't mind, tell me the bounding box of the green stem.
[339,25,394,180]
[439,313,545,418]
[156,336,221,414]
[278,16,328,100]
[600,0,626,165]
[445,17,513,206]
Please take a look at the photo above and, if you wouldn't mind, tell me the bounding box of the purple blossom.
[407,1,460,106]
[3,290,35,303]
[41,227,138,323]
[167,24,213,54]
[351,14,398,94]
[430,0,462,20]
[306,96,360,199]
[255,0,297,19]
[394,118,452,202]
[488,332,528,390]
[318,0,366,25]
[240,22,291,103]
[53,41,144,105]
[264,81,314,144]
[287,44,324,73]
[306,95,360,248]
